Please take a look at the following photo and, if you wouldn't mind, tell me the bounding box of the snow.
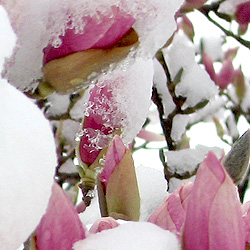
[73,222,180,250]
[202,36,223,61]
[163,32,218,109]
[1,0,184,92]
[165,145,224,176]
[136,166,168,221]
[171,114,189,142]
[46,92,71,116]
[153,58,176,118]
[111,58,154,144]
[0,80,57,250]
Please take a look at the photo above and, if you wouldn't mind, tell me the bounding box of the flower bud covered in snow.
[183,152,245,250]
[98,135,140,221]
[42,6,138,93]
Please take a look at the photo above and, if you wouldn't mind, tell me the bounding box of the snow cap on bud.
[41,6,138,94]
[222,130,250,185]
[89,217,120,234]
[98,135,140,221]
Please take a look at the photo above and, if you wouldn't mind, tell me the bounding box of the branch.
[199,5,250,49]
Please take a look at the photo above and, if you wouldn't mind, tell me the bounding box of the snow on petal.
[183,152,245,250]
[1,0,183,91]
[74,222,180,250]
[163,32,218,109]
[219,0,250,15]
[36,182,86,250]
[78,58,154,166]
[43,6,135,64]
[0,80,56,250]
[89,217,120,234]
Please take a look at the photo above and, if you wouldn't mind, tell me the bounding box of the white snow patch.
[171,114,189,142]
[73,222,180,250]
[0,80,56,250]
[163,32,218,109]
[153,58,176,117]
[136,166,167,221]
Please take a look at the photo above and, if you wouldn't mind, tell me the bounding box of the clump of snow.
[1,0,183,91]
[46,92,70,116]
[165,145,224,176]
[0,80,56,250]
[60,119,81,145]
[202,36,223,61]
[111,58,154,144]
[171,114,189,142]
[136,166,168,221]
[153,58,176,118]
[73,222,180,250]
[163,32,218,109]
[70,89,91,120]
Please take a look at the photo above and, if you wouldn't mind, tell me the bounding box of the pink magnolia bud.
[181,0,208,12]
[236,1,250,25]
[98,135,140,221]
[78,83,121,166]
[183,152,245,250]
[36,183,86,250]
[148,182,193,238]
[202,52,216,82]
[89,217,120,234]
[216,57,234,89]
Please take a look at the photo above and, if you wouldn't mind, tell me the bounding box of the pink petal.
[36,182,85,250]
[183,152,245,250]
[148,182,193,237]
[216,57,234,89]
[43,6,135,64]
[89,217,120,234]
[99,135,126,190]
[137,128,165,141]
[202,52,216,82]
[242,201,250,244]
[78,83,120,165]
[236,1,250,25]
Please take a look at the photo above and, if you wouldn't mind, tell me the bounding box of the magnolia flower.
[183,152,245,250]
